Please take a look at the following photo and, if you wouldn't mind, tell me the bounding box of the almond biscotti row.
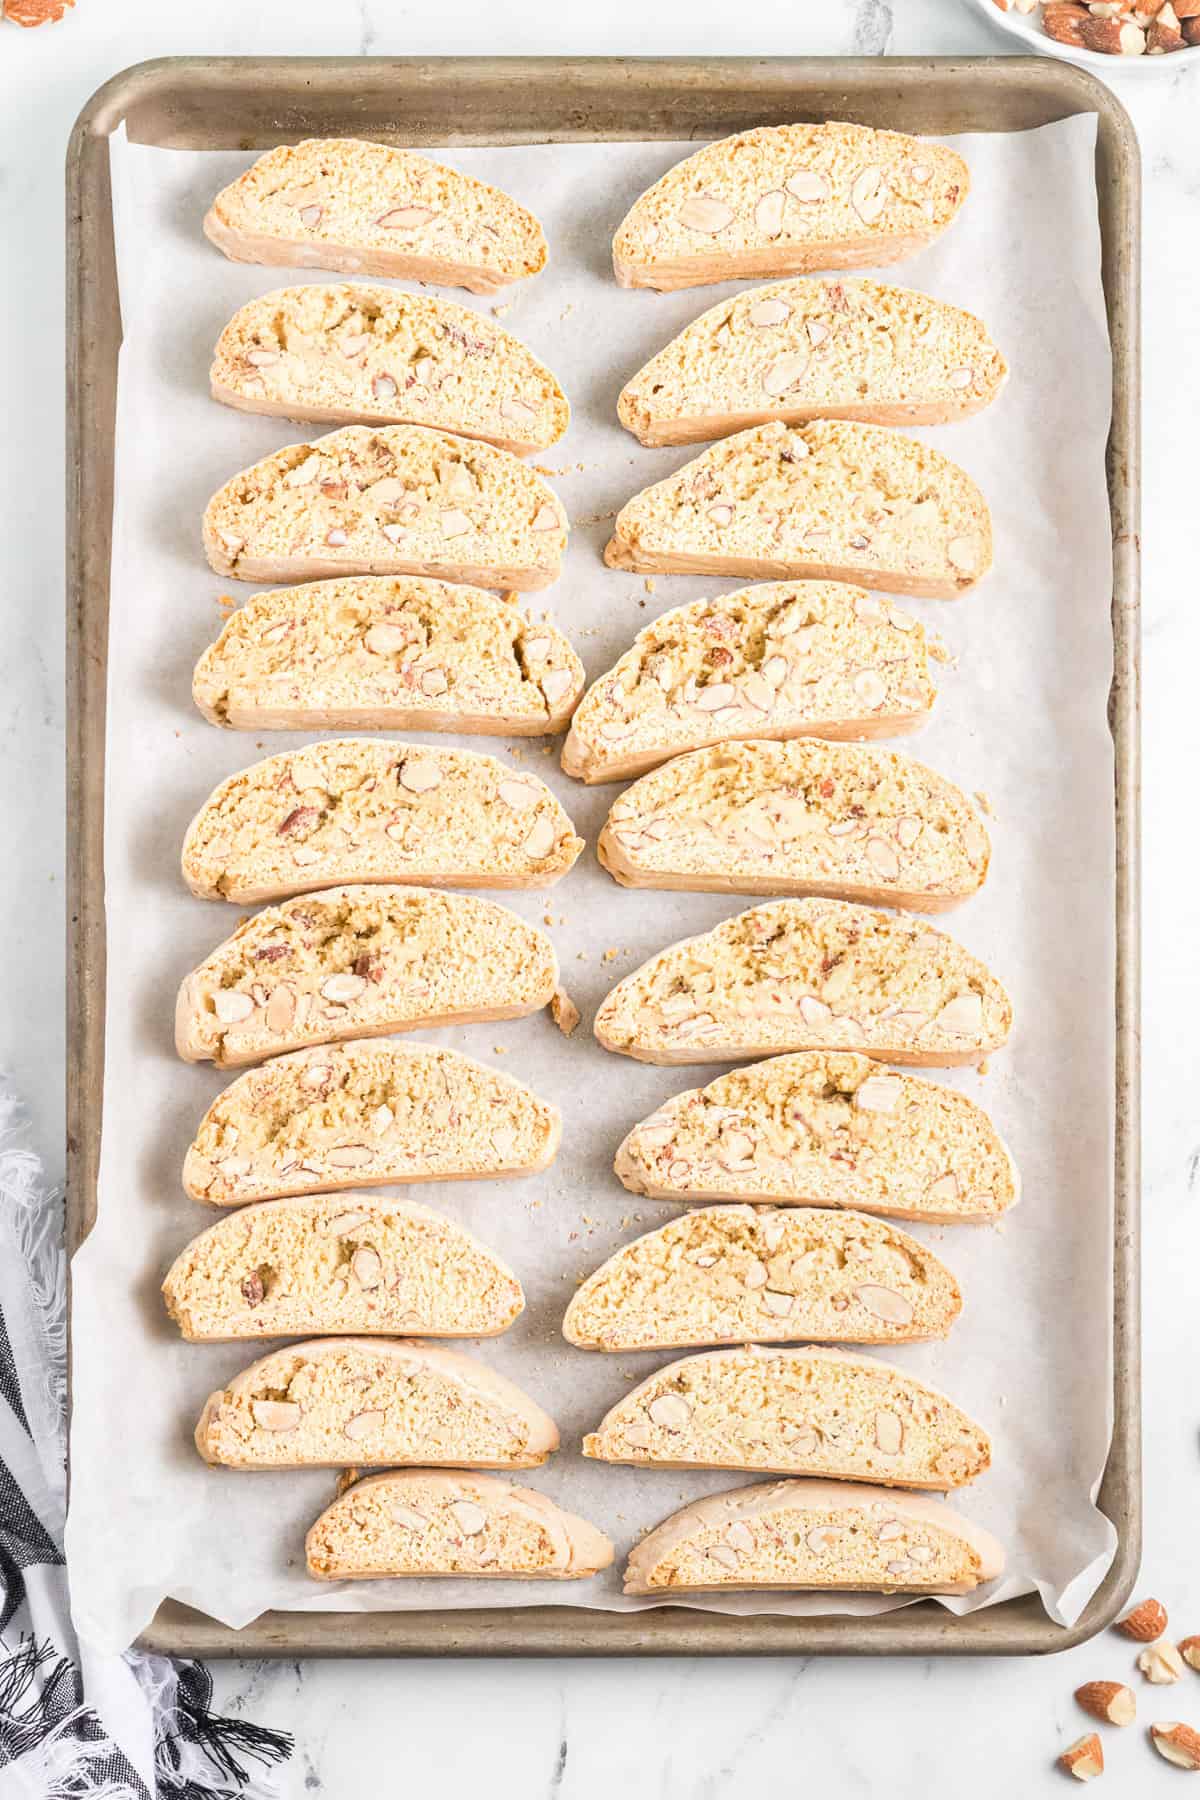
[597,738,991,911]
[302,1471,1000,1594]
[618,277,1006,447]
[181,739,582,904]
[562,581,938,785]
[182,1039,559,1207]
[605,420,990,598]
[204,424,566,591]
[212,286,568,453]
[594,898,1012,1068]
[194,577,583,735]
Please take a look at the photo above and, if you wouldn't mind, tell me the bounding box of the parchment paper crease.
[66,117,1116,1650]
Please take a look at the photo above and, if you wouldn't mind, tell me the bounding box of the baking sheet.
[65,116,1117,1652]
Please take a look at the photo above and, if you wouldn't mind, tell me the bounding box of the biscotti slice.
[598,739,990,910]
[615,1052,1018,1224]
[162,1194,523,1342]
[583,1345,990,1489]
[176,887,558,1068]
[622,1480,1003,1597]
[196,1338,559,1471]
[594,898,1011,1068]
[203,425,566,591]
[604,420,991,598]
[306,1470,613,1582]
[204,140,547,294]
[181,739,582,904]
[561,582,935,784]
[562,1205,962,1352]
[211,286,568,454]
[618,278,1006,447]
[193,577,584,734]
[613,123,969,292]
[183,1039,560,1206]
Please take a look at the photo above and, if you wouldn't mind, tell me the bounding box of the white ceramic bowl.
[965,0,1200,71]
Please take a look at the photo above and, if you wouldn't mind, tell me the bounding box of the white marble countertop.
[2,0,1192,1792]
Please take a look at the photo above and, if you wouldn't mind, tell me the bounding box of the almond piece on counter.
[1140,1641,1187,1685]
[551,986,581,1038]
[1178,1636,1200,1671]
[1118,1597,1169,1641]
[1150,1722,1200,1770]
[1059,1734,1104,1781]
[1075,1681,1137,1727]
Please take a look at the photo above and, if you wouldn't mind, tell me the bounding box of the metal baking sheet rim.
[64,54,1141,1659]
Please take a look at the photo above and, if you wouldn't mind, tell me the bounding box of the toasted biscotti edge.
[194,1336,561,1469]
[622,1479,1004,1594]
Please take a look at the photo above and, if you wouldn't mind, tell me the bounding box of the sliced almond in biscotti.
[622,1480,1003,1597]
[594,897,1012,1068]
[619,277,1006,446]
[211,285,568,453]
[162,1194,524,1342]
[613,123,969,292]
[615,1051,1018,1223]
[204,140,547,295]
[604,420,991,598]
[584,1344,990,1489]
[561,581,936,784]
[176,886,559,1068]
[192,577,584,734]
[306,1469,613,1581]
[598,738,990,910]
[562,1204,962,1352]
[180,738,583,904]
[203,424,567,591]
[182,1039,560,1206]
[195,1337,560,1471]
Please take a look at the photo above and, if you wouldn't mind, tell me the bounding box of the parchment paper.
[66,116,1117,1651]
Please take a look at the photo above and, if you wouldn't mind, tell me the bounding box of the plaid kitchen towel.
[0,1082,292,1797]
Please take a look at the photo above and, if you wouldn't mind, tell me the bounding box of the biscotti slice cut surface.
[307,1470,613,1582]
[562,1205,962,1352]
[618,278,1006,446]
[584,1345,990,1489]
[561,582,935,784]
[598,738,990,910]
[183,1039,560,1206]
[212,285,568,453]
[616,1051,1018,1223]
[204,140,547,294]
[594,898,1011,1068]
[622,1480,1003,1596]
[162,1195,523,1342]
[181,739,582,904]
[193,577,584,734]
[203,425,567,591]
[613,123,969,292]
[196,1338,559,1471]
[176,887,558,1068]
[604,420,991,598]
